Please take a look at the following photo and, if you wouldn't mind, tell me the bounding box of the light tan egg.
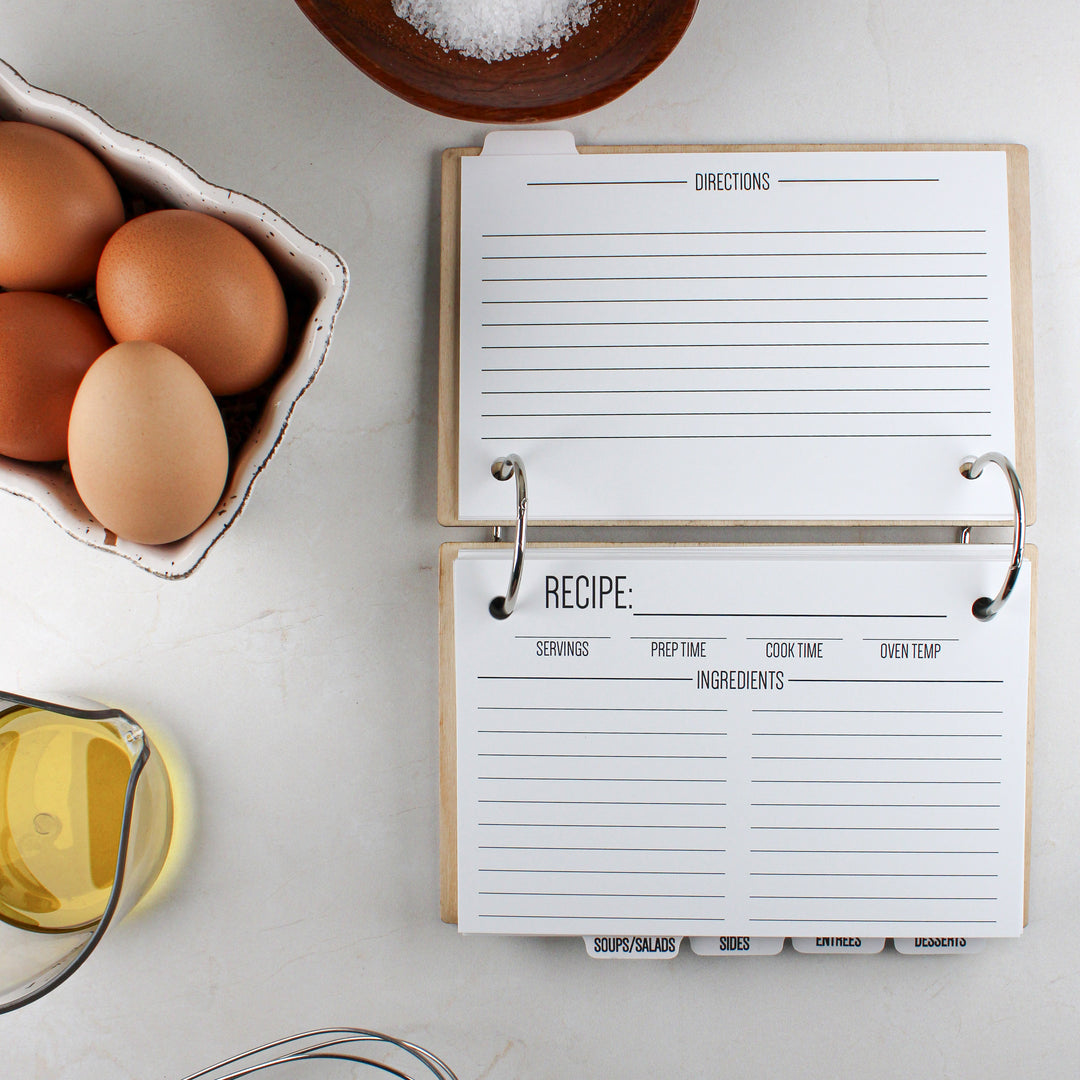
[95,209,289,396]
[0,121,125,292]
[0,291,114,462]
[68,341,229,545]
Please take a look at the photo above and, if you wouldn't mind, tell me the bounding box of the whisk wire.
[179,1028,459,1080]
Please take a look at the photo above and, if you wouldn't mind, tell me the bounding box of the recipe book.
[436,136,1036,943]
[437,135,1034,525]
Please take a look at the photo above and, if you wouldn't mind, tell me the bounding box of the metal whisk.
[180,1027,460,1080]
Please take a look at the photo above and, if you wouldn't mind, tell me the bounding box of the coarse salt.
[392,0,594,63]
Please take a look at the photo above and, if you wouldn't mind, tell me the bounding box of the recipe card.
[455,143,1025,523]
[448,545,1033,937]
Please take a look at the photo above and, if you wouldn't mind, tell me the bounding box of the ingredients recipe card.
[450,545,1033,937]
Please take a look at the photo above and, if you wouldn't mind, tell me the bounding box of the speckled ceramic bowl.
[0,59,349,577]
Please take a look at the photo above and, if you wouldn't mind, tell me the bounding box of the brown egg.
[68,341,229,545]
[0,292,114,461]
[0,121,125,292]
[96,209,289,396]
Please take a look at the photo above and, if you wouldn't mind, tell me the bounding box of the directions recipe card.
[447,140,1033,525]
[443,545,1034,938]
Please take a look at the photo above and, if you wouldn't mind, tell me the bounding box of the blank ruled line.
[749,919,997,924]
[750,895,996,901]
[483,364,991,373]
[751,732,1002,738]
[746,636,844,641]
[747,799,997,807]
[788,677,1002,684]
[479,823,727,828]
[751,756,1001,761]
[629,635,728,640]
[750,849,999,855]
[526,180,689,187]
[480,296,990,304]
[477,730,728,736]
[478,777,728,783]
[477,674,693,681]
[482,229,984,238]
[482,409,991,418]
[513,635,612,640]
[862,637,961,643]
[480,433,993,441]
[479,736,726,742]
[482,273,990,282]
[635,611,946,619]
[481,393,993,401]
[482,250,979,259]
[477,915,730,922]
[478,799,727,806]
[480,869,728,875]
[481,343,992,351]
[747,781,997,790]
[750,872,997,877]
[776,177,940,184]
[477,706,727,712]
[479,753,728,760]
[750,826,1000,832]
[752,709,1001,714]
[479,845,727,852]
[480,891,727,899]
[481,318,990,326]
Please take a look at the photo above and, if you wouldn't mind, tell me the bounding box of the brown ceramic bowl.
[294,0,698,123]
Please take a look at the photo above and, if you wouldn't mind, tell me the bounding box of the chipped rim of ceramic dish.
[0,58,349,578]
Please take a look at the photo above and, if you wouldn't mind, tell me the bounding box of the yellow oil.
[0,704,172,933]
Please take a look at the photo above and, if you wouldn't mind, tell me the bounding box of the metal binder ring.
[489,454,527,619]
[959,451,1025,621]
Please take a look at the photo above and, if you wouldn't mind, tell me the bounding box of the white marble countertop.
[1,2,1078,1077]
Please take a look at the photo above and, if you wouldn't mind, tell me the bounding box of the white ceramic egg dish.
[0,59,348,577]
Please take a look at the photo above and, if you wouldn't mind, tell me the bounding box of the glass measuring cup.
[0,691,173,1013]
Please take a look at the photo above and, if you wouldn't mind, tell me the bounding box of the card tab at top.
[454,140,1026,524]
